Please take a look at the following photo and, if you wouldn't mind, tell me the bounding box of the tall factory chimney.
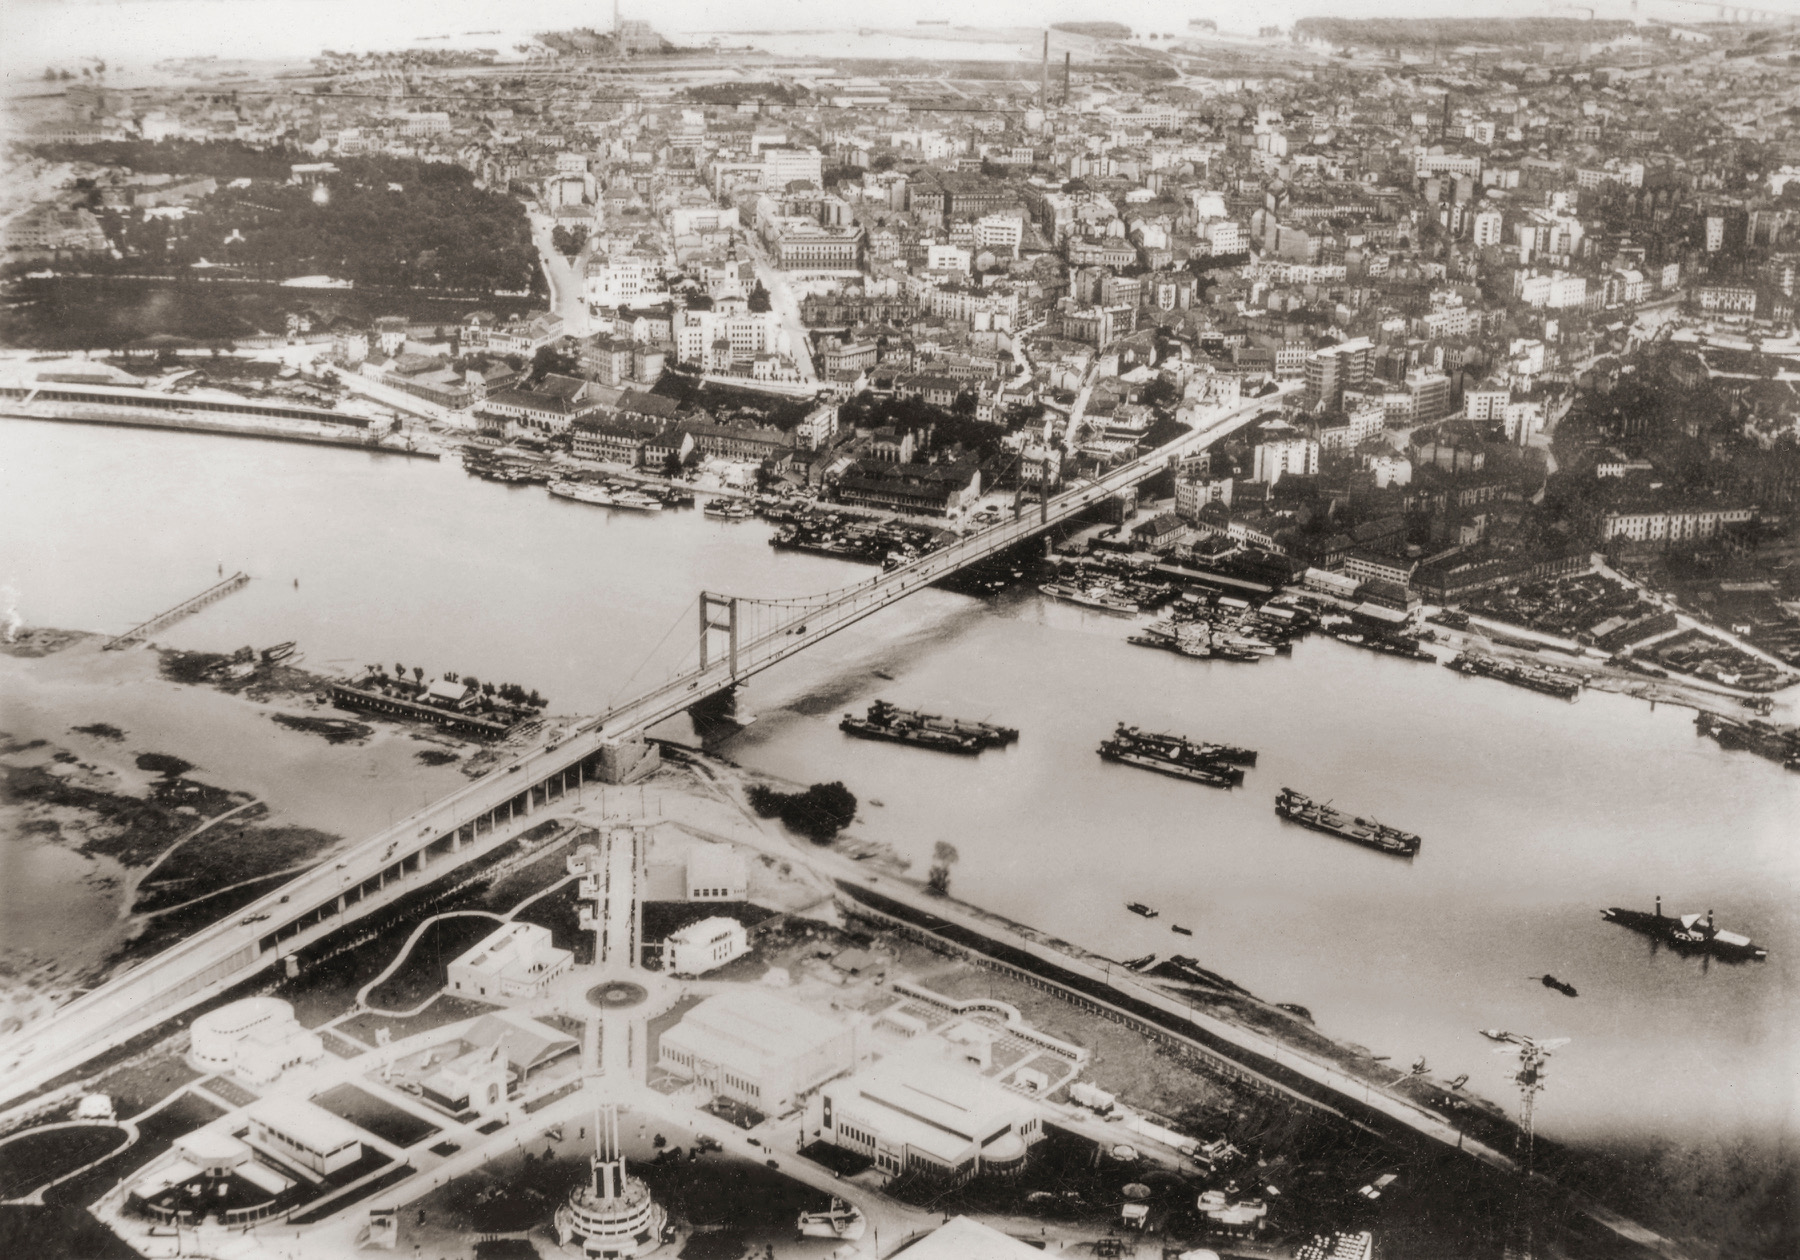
[1064,51,1071,105]
[1041,32,1050,112]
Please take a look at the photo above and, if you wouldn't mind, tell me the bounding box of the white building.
[1600,505,1753,544]
[404,112,451,137]
[1366,453,1413,488]
[446,921,573,1005]
[1503,400,1545,445]
[246,1098,363,1177]
[1175,474,1233,520]
[1518,272,1588,309]
[669,205,739,236]
[188,997,323,1086]
[657,989,860,1114]
[686,843,749,901]
[1415,151,1482,179]
[675,305,784,371]
[1464,386,1510,424]
[665,916,749,977]
[809,1050,1044,1185]
[1472,210,1503,248]
[973,214,1023,257]
[1253,435,1319,486]
[763,145,824,189]
[586,258,668,309]
[926,244,972,274]
[795,403,840,452]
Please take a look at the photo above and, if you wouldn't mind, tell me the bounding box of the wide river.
[2,419,1795,1149]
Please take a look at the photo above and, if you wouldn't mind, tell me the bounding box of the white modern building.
[686,844,749,901]
[657,989,860,1113]
[1253,435,1319,486]
[446,921,573,1005]
[809,1050,1044,1185]
[188,997,324,1085]
[675,305,784,371]
[664,916,748,977]
[245,1098,363,1177]
[763,145,824,189]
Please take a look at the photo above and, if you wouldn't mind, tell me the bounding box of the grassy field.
[365,915,505,1012]
[0,1126,130,1199]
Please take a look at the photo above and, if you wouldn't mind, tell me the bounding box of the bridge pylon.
[699,591,740,679]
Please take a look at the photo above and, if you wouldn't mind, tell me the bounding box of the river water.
[2,419,1795,1149]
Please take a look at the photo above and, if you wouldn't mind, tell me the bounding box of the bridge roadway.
[0,385,1294,1108]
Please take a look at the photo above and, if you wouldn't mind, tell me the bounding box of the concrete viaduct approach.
[0,385,1293,1108]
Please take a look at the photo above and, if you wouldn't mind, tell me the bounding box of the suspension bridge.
[0,384,1295,1107]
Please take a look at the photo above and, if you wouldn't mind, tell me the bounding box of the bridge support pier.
[591,736,660,785]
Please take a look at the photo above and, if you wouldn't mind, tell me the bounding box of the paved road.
[532,213,590,338]
[742,234,817,381]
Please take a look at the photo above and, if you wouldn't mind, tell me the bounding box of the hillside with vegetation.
[24,142,540,295]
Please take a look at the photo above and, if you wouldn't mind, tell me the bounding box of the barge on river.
[863,700,1017,748]
[840,700,992,754]
[1448,653,1582,701]
[1097,724,1252,789]
[1112,724,1256,766]
[1039,582,1139,615]
[1274,788,1420,857]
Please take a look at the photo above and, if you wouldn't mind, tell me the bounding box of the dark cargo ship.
[1602,897,1768,960]
[1274,788,1421,857]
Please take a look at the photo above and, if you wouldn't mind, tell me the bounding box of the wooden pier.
[104,571,251,650]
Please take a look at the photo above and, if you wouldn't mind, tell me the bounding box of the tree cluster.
[38,144,539,295]
[551,224,588,257]
[28,138,295,181]
[837,391,1009,462]
[746,781,858,842]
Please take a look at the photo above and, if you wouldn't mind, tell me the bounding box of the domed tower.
[555,1102,665,1258]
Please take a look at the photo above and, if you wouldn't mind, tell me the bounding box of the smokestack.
[1708,909,1715,934]
[1065,52,1072,106]
[1041,32,1049,112]
[1655,895,1661,918]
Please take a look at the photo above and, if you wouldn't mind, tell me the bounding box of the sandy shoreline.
[0,626,475,1016]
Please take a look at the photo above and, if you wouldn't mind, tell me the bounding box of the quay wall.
[834,878,1513,1170]
[0,407,438,458]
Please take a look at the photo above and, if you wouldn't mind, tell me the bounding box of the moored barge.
[1098,741,1240,788]
[1112,724,1256,766]
[1448,653,1582,701]
[868,700,1017,747]
[1274,788,1421,857]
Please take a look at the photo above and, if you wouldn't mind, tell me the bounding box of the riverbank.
[0,629,476,1014]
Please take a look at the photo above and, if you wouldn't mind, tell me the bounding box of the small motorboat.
[1127,902,1159,919]
[1537,975,1578,998]
[1170,924,1193,936]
